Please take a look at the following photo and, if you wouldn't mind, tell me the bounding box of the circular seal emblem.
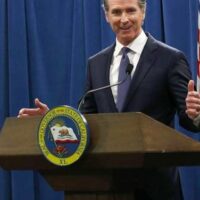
[38,106,89,166]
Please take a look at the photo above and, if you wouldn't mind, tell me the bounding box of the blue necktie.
[116,47,131,111]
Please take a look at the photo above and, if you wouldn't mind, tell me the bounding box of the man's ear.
[141,12,145,25]
[142,9,146,21]
[105,11,109,23]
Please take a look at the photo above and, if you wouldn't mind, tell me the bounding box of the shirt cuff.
[193,114,200,128]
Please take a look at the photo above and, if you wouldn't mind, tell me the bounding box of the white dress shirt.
[110,30,148,103]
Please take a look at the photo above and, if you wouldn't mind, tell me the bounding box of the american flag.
[197,0,200,92]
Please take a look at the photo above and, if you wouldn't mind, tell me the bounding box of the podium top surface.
[0,112,200,170]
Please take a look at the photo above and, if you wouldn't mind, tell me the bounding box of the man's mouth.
[120,26,131,31]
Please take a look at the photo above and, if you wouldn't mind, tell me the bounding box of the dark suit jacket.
[81,33,197,199]
[82,33,197,132]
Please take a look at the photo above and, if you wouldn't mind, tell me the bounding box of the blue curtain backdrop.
[0,0,200,199]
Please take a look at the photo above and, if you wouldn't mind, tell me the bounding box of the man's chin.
[118,34,135,45]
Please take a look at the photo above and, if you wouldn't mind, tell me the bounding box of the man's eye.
[112,10,122,15]
[127,9,136,13]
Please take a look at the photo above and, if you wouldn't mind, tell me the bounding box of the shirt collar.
[114,30,148,56]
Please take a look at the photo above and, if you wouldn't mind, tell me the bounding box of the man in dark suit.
[18,0,198,199]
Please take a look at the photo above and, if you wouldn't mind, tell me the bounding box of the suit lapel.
[123,34,158,110]
[101,44,118,112]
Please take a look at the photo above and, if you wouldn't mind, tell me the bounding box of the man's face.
[105,0,145,46]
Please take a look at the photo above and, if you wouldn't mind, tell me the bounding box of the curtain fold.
[143,0,165,41]
[0,0,200,199]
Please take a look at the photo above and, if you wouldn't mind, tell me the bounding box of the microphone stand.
[78,64,133,112]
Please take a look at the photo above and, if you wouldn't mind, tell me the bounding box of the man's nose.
[121,12,129,23]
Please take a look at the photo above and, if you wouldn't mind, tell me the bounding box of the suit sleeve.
[168,51,199,132]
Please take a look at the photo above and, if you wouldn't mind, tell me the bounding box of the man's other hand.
[186,80,200,119]
[18,98,49,118]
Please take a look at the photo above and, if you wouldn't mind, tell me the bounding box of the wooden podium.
[0,112,200,200]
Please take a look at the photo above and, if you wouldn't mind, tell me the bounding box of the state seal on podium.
[38,106,89,166]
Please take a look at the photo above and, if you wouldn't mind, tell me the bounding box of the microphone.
[78,63,133,111]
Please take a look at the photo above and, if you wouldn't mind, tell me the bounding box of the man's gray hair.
[102,0,146,12]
